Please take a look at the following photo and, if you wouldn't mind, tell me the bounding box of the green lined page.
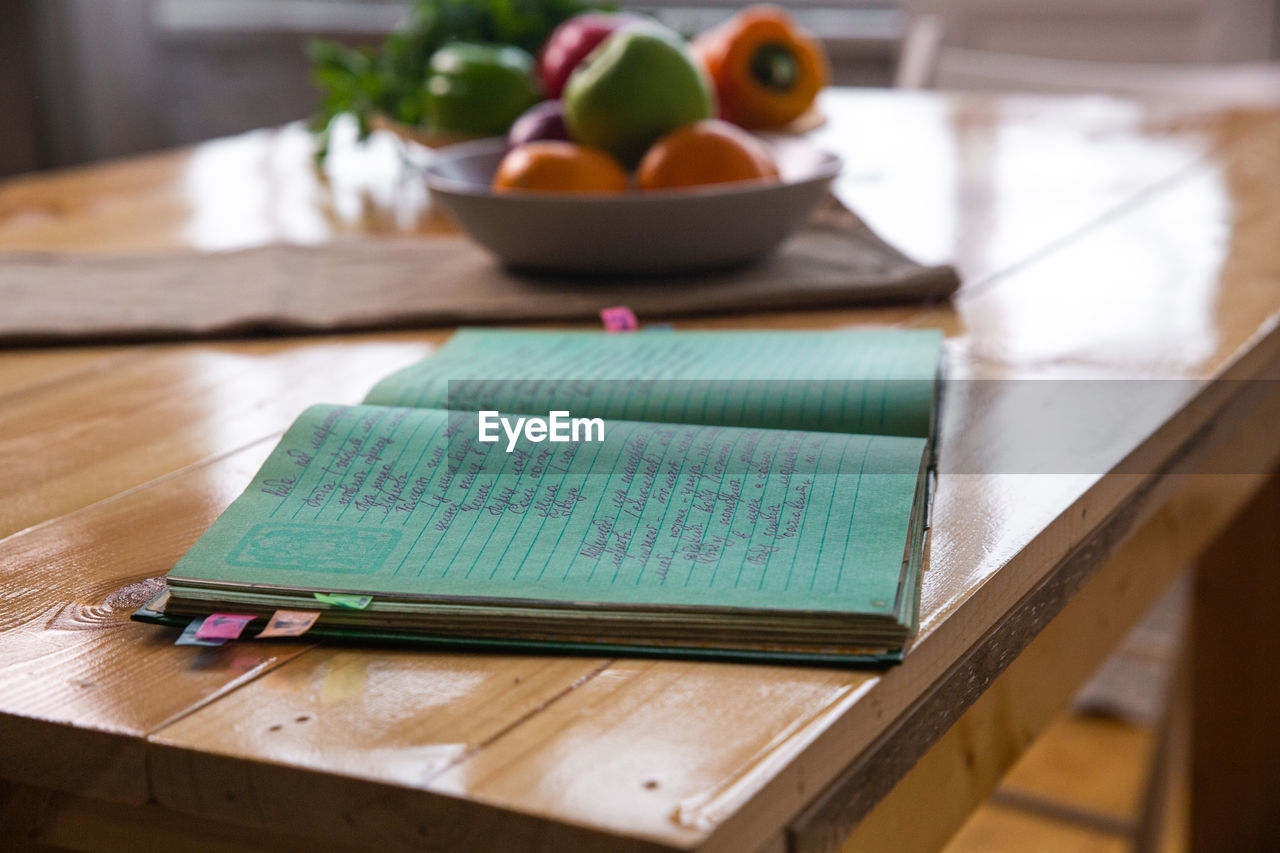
[364,329,942,438]
[171,405,926,614]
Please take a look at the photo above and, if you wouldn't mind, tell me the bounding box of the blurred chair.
[896,11,1280,107]
[897,0,1277,65]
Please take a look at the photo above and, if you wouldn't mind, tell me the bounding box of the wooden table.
[2,90,1278,852]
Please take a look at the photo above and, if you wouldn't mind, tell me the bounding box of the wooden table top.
[2,89,1280,852]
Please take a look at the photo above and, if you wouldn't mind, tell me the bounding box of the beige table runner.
[0,200,958,344]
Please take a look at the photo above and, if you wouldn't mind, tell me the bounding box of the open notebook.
[135,328,944,665]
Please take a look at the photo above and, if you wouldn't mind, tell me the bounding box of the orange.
[492,141,628,194]
[636,119,779,190]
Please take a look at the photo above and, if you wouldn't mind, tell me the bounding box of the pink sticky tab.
[600,306,638,333]
[194,613,255,641]
[257,609,321,639]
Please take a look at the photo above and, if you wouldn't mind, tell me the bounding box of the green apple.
[564,22,716,166]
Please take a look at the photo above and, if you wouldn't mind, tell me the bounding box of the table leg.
[1190,472,1280,852]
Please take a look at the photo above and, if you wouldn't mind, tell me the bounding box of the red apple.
[538,12,644,99]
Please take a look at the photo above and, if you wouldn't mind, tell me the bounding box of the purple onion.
[507,100,570,148]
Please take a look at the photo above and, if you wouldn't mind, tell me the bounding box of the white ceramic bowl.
[424,136,842,274]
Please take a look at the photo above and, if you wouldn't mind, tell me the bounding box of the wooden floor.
[944,712,1177,853]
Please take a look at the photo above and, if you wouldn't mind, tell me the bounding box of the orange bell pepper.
[693,5,830,130]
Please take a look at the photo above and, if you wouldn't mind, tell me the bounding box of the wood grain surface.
[2,90,1279,852]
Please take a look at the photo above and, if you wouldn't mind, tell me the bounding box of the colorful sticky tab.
[256,609,321,639]
[313,592,372,610]
[194,613,255,641]
[600,305,638,333]
[176,617,227,647]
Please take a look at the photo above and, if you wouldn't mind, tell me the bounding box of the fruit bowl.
[423,135,841,274]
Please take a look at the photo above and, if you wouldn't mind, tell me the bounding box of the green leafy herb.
[308,0,604,160]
